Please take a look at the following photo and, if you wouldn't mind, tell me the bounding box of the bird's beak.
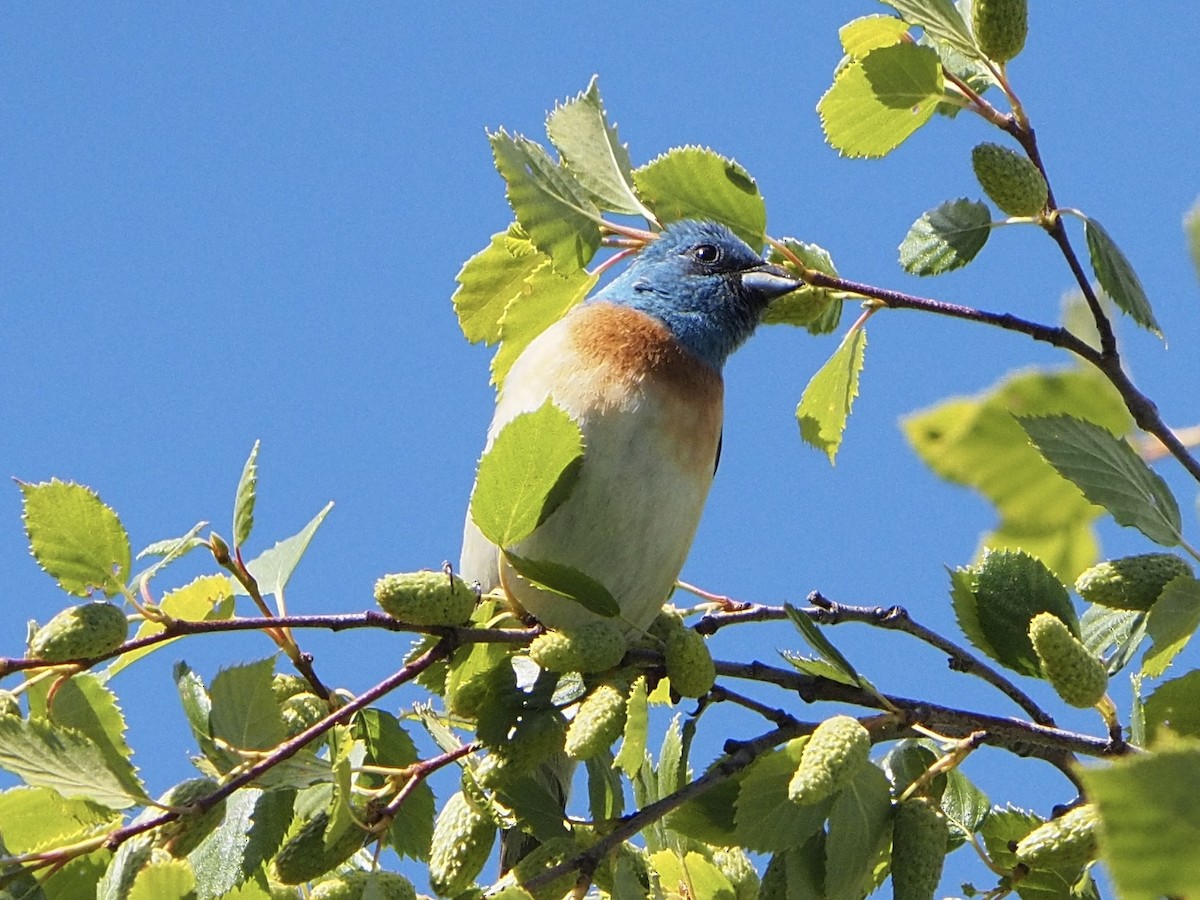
[739,263,802,302]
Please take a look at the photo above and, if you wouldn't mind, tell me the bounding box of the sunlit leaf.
[240,501,335,598]
[881,0,981,58]
[20,479,131,598]
[0,717,146,809]
[904,367,1133,582]
[633,146,766,249]
[453,226,547,345]
[546,76,652,219]
[796,326,866,463]
[232,440,260,549]
[819,43,943,158]
[489,262,596,386]
[490,128,601,273]
[1142,575,1200,678]
[470,401,584,547]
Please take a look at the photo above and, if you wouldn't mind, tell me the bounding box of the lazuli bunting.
[460,219,799,635]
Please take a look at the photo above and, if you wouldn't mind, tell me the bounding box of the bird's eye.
[690,244,721,264]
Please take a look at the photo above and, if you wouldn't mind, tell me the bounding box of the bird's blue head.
[600,220,800,371]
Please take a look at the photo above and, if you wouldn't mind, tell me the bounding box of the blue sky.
[4,4,1200,894]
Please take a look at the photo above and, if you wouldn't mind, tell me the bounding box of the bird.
[458,218,800,872]
[461,219,800,636]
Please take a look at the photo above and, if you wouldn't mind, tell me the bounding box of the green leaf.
[840,14,910,57]
[452,226,548,346]
[1144,670,1200,743]
[41,850,113,900]
[941,768,991,842]
[658,715,686,798]
[109,574,235,677]
[233,441,260,549]
[99,837,154,900]
[1084,217,1162,336]
[899,198,992,275]
[648,850,736,900]
[824,764,892,900]
[796,326,866,464]
[504,552,619,618]
[586,751,625,822]
[818,43,943,158]
[469,401,585,547]
[664,775,741,847]
[19,479,132,598]
[1019,414,1182,547]
[240,501,335,599]
[880,0,981,58]
[733,738,831,852]
[614,675,649,778]
[1079,741,1200,900]
[489,128,601,273]
[0,786,119,854]
[546,76,653,219]
[353,709,434,862]
[135,521,207,564]
[0,717,146,809]
[762,238,843,335]
[1142,574,1200,678]
[493,775,572,843]
[781,651,860,688]
[209,658,286,754]
[26,673,141,802]
[981,805,1094,899]
[784,604,864,687]
[128,858,197,900]
[633,146,766,250]
[1080,605,1146,676]
[189,787,294,899]
[489,261,596,386]
[173,661,225,769]
[759,840,826,900]
[949,549,1077,677]
[904,367,1133,582]
[880,739,947,801]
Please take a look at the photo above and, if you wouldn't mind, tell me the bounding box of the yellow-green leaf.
[819,43,943,158]
[453,226,547,346]
[232,440,260,549]
[469,401,585,547]
[1142,575,1200,678]
[633,146,766,250]
[489,128,601,273]
[840,15,910,58]
[489,261,596,387]
[109,574,235,676]
[1079,741,1200,900]
[546,76,653,219]
[903,367,1132,582]
[796,326,866,464]
[20,479,131,598]
[128,857,197,900]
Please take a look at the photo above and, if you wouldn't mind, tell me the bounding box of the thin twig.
[698,597,1054,727]
[0,613,537,678]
